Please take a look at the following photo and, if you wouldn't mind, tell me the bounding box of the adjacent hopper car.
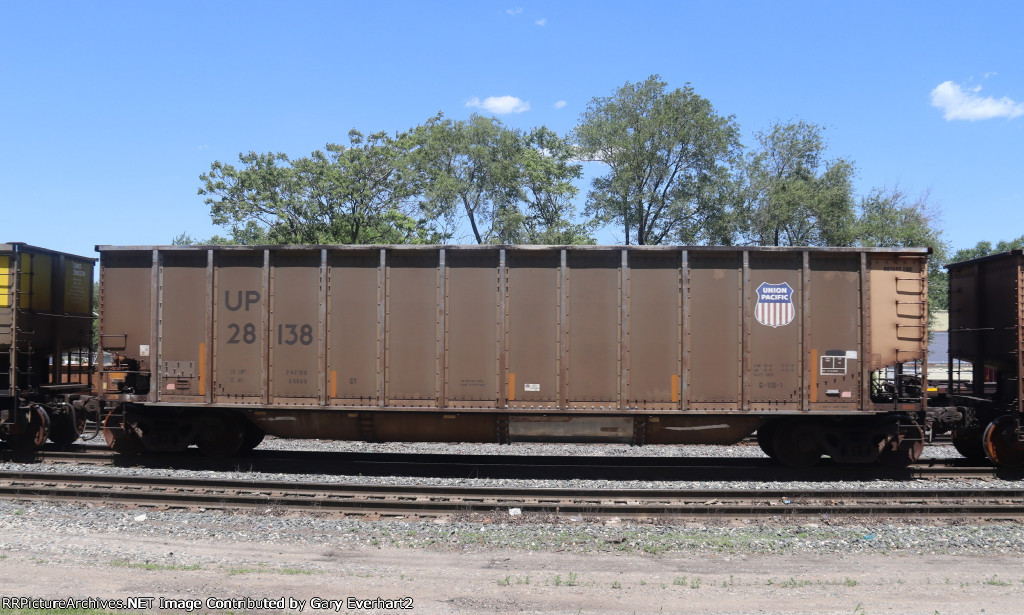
[1,243,97,449]
[946,249,1024,465]
[3,243,1023,467]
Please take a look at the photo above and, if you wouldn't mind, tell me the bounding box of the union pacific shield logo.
[755,282,795,327]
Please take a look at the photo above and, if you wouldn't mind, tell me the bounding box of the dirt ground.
[2,527,1024,615]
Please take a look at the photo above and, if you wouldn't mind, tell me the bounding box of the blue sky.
[2,0,1022,260]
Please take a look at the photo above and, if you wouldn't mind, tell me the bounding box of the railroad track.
[1,470,1023,519]
[7,447,1023,482]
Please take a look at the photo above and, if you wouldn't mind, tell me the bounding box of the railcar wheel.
[102,411,143,454]
[983,415,1024,468]
[48,407,86,446]
[877,422,924,468]
[7,405,50,451]
[196,413,244,457]
[771,421,822,467]
[239,420,265,453]
[756,422,778,459]
[951,426,987,463]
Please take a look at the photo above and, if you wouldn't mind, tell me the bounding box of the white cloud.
[554,100,567,109]
[930,80,1024,121]
[505,7,522,15]
[535,18,547,26]
[466,95,531,114]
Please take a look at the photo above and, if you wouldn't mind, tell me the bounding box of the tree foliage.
[411,114,591,244]
[740,120,856,246]
[574,75,741,245]
[198,130,439,245]
[187,73,959,310]
[949,234,1024,262]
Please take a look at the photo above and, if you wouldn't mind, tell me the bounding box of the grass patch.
[110,559,199,572]
[227,565,317,576]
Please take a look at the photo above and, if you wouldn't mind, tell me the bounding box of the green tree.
[516,126,594,244]
[856,186,949,310]
[950,234,1024,262]
[574,75,741,245]
[741,120,856,246]
[411,115,590,244]
[410,114,521,244]
[198,130,439,245]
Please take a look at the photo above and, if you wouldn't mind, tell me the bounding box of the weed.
[280,568,314,575]
[112,559,200,572]
[228,566,263,575]
[498,576,511,587]
[780,577,811,588]
[984,575,1009,586]
[611,580,622,589]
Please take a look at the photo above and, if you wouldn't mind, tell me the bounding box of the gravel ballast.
[2,440,1023,614]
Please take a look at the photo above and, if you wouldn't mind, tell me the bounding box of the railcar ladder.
[0,264,13,395]
[893,274,928,402]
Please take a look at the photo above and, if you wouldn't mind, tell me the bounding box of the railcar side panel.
[566,250,620,407]
[746,252,802,409]
[158,251,207,402]
[445,250,500,405]
[505,250,560,409]
[100,251,153,383]
[384,251,439,406]
[808,253,862,410]
[269,250,321,403]
[624,251,680,409]
[327,250,381,405]
[687,252,742,409]
[212,251,265,401]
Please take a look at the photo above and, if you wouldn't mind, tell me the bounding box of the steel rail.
[2,470,1023,519]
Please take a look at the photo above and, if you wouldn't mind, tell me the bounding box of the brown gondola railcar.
[1,243,96,449]
[947,249,1024,464]
[96,244,933,466]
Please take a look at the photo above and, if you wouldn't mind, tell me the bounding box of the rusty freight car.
[1,243,97,449]
[947,249,1024,465]
[97,245,933,466]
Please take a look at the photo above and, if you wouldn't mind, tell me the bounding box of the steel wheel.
[196,413,244,457]
[756,421,778,459]
[7,404,50,451]
[877,422,924,468]
[102,411,143,454]
[771,421,822,467]
[983,415,1024,468]
[49,407,85,446]
[239,420,265,453]
[951,426,987,463]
